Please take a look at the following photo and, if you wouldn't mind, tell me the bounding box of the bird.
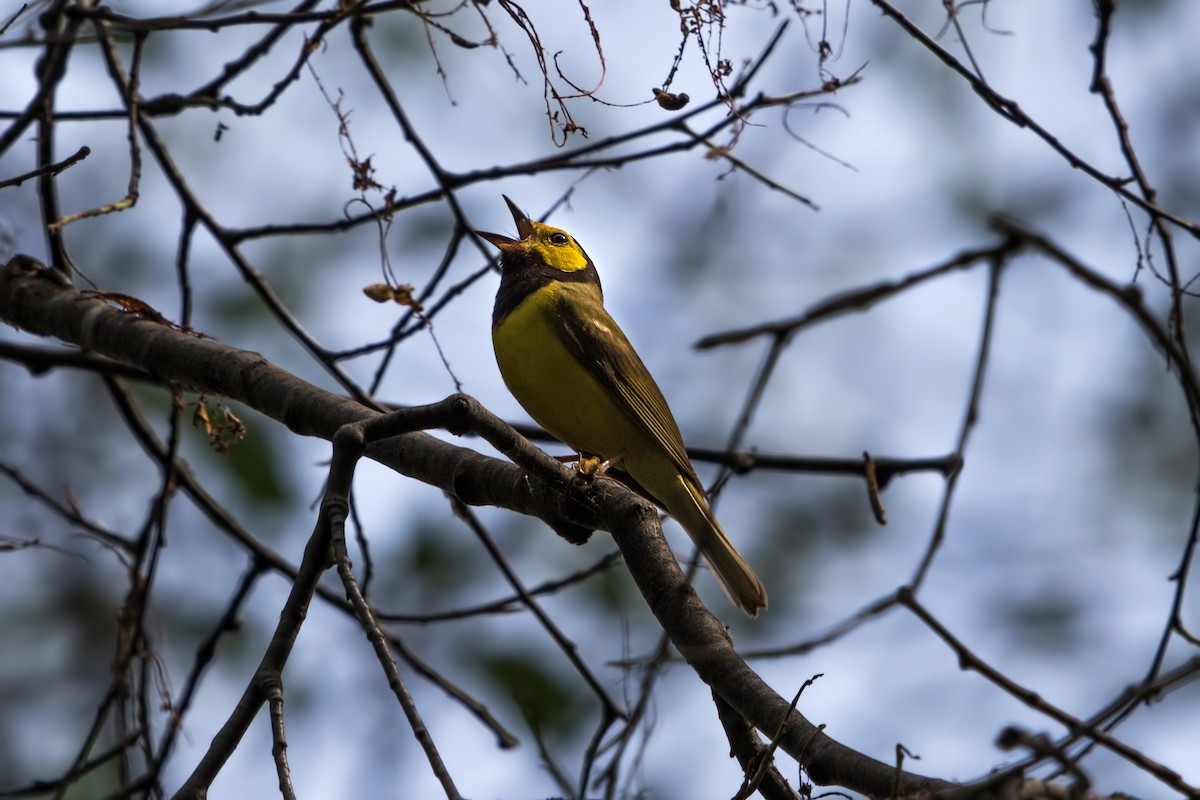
[477,196,767,617]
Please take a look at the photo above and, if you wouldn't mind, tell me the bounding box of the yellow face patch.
[525,221,591,273]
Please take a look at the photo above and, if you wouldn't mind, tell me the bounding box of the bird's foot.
[575,453,622,478]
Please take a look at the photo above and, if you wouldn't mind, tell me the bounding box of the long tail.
[664,476,767,617]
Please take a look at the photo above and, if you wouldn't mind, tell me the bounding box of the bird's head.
[476,196,593,274]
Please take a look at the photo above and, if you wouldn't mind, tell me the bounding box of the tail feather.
[666,477,767,617]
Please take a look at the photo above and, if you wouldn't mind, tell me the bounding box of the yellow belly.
[493,286,649,462]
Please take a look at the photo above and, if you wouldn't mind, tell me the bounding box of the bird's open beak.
[475,195,534,250]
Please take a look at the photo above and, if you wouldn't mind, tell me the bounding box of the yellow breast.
[492,283,649,461]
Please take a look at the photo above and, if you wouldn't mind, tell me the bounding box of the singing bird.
[477,196,767,617]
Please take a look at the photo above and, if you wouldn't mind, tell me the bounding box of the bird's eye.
[549,232,569,246]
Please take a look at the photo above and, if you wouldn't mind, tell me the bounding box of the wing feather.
[551,285,700,484]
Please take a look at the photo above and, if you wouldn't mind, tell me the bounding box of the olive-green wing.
[551,285,700,484]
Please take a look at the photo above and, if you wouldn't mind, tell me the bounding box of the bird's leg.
[597,454,624,474]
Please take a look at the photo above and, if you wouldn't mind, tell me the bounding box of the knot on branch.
[331,422,367,461]
[256,672,284,699]
[443,392,475,436]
